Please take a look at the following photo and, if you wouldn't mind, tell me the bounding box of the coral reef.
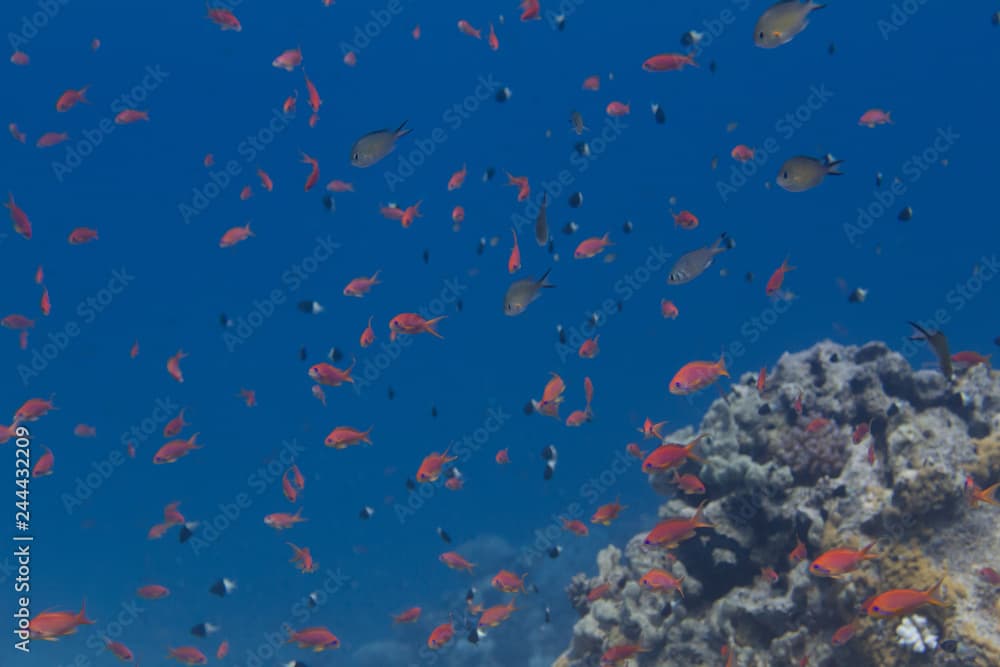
[553,340,1000,667]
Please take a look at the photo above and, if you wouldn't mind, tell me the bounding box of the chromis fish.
[668,233,733,285]
[754,1,826,49]
[776,155,843,192]
[535,193,549,246]
[350,121,412,167]
[504,268,555,316]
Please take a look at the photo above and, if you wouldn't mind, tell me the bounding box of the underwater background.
[2,1,999,666]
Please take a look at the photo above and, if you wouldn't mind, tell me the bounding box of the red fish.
[965,477,1000,507]
[2,314,34,330]
[660,299,679,319]
[10,51,29,66]
[506,172,530,201]
[400,200,422,228]
[9,123,26,143]
[477,598,517,629]
[638,417,667,441]
[68,227,99,244]
[978,567,1000,585]
[578,336,600,359]
[56,85,90,112]
[574,233,613,259]
[389,313,445,341]
[14,396,57,424]
[582,75,600,91]
[300,151,320,191]
[520,0,541,21]
[283,92,297,114]
[766,256,796,296]
[257,168,273,191]
[788,538,808,565]
[865,576,948,618]
[952,350,991,367]
[36,132,69,148]
[29,600,94,639]
[166,350,188,383]
[669,354,728,395]
[642,53,697,71]
[757,367,767,394]
[343,51,357,66]
[264,508,306,530]
[760,566,780,584]
[508,228,521,274]
[220,223,253,248]
[457,20,481,38]
[563,519,589,536]
[858,109,892,128]
[809,542,879,578]
[418,448,457,482]
[605,101,630,117]
[427,620,454,649]
[153,433,202,464]
[137,584,170,599]
[311,384,326,406]
[105,639,136,663]
[672,470,706,495]
[343,271,381,297]
[272,47,303,71]
[731,144,755,162]
[805,417,831,433]
[639,568,684,596]
[326,179,353,192]
[73,424,97,438]
[393,607,422,624]
[591,498,626,525]
[238,388,256,407]
[216,640,229,659]
[324,425,372,449]
[309,360,355,387]
[412,25,421,40]
[644,501,713,548]
[286,627,339,651]
[206,6,241,31]
[641,435,705,473]
[626,443,646,459]
[852,419,874,444]
[237,184,250,199]
[163,409,187,438]
[451,205,465,224]
[115,109,149,124]
[287,542,319,573]
[672,209,699,229]
[360,317,375,348]
[601,645,650,666]
[32,446,54,477]
[448,164,467,191]
[491,570,527,593]
[587,583,611,601]
[439,551,475,572]
[304,72,321,114]
[831,620,859,646]
[5,192,32,239]
[488,23,499,50]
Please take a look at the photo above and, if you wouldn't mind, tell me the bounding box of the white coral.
[896,615,938,653]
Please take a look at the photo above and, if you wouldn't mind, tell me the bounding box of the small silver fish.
[776,155,843,192]
[570,111,587,135]
[505,268,555,316]
[535,193,548,246]
[754,1,826,49]
[668,233,733,285]
[350,121,412,167]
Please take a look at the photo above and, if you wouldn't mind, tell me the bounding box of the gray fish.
[350,121,412,167]
[908,321,954,381]
[535,193,548,246]
[668,233,733,285]
[570,111,587,135]
[505,268,555,316]
[754,1,826,49]
[776,155,843,192]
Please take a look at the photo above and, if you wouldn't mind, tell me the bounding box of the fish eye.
[782,171,788,179]
[352,152,359,160]
[758,31,765,39]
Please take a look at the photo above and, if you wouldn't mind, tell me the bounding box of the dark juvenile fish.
[909,321,954,380]
[535,193,548,246]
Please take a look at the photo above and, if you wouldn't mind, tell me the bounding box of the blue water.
[2,1,998,665]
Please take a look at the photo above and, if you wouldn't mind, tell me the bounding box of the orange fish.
[412,25,421,40]
[731,144,755,162]
[600,645,650,666]
[582,75,600,91]
[219,223,253,248]
[495,448,510,464]
[606,101,630,117]
[574,233,613,259]
[311,384,327,406]
[506,172,530,201]
[508,228,522,274]
[137,584,170,599]
[626,443,646,459]
[809,542,879,578]
[241,185,255,201]
[163,409,187,438]
[36,132,69,148]
[865,576,948,618]
[304,72,321,113]
[238,388,256,407]
[448,164,467,191]
[952,350,992,367]
[300,151,320,191]
[760,566,780,584]
[283,91,297,114]
[286,627,339,651]
[73,424,97,438]
[14,396,56,423]
[29,600,94,639]
[343,50,357,66]
[56,85,90,112]
[520,0,541,21]
[563,519,589,536]
[324,425,372,449]
[427,620,454,649]
[788,538,808,565]
[206,6,241,31]
[257,168,273,191]
[488,23,499,50]
[287,542,319,573]
[32,446,54,477]
[5,192,32,239]
[309,360,355,387]
[641,435,705,473]
[68,227,99,244]
[216,640,229,659]
[272,47,303,71]
[766,256,796,296]
[639,568,684,596]
[360,316,375,348]
[644,501,713,549]
[578,336,600,359]
[115,109,149,124]
[10,51,29,66]
[40,288,51,316]
[389,313,444,341]
[264,508,306,530]
[491,570,527,593]
[393,607,422,624]
[638,417,667,441]
[9,122,26,143]
[587,583,611,601]
[669,354,728,395]
[439,551,475,572]
[671,209,699,230]
[417,448,457,482]
[477,598,517,629]
[343,271,381,297]
[831,620,859,646]
[153,433,202,464]
[457,20,481,38]
[805,417,830,433]
[591,498,626,525]
[642,53,698,71]
[451,205,465,224]
[660,299,679,319]
[166,350,188,383]
[326,179,354,192]
[672,470,706,495]
[34,265,43,284]
[400,200,422,228]
[291,464,305,489]
[965,476,1000,507]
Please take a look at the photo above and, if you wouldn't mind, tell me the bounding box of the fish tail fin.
[424,316,446,338]
[782,255,797,273]
[824,155,845,175]
[77,598,95,625]
[602,232,613,245]
[978,482,1000,506]
[395,120,412,138]
[371,269,382,283]
[692,500,713,528]
[686,435,705,462]
[677,577,686,597]
[294,506,305,520]
[810,2,828,11]
[717,350,730,377]
[925,575,949,606]
[539,267,556,289]
[859,541,881,560]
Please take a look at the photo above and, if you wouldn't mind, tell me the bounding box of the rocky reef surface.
[551,340,1000,667]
